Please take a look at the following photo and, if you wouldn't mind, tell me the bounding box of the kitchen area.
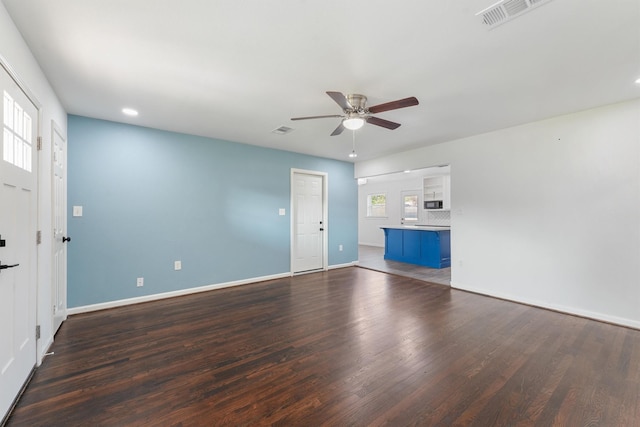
[357,165,451,285]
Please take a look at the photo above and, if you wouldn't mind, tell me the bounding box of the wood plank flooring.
[7,267,640,426]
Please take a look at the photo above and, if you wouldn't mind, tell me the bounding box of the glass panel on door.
[401,192,419,223]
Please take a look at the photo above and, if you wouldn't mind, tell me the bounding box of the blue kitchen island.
[381,226,451,269]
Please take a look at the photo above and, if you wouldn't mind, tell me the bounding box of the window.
[367,193,387,217]
[3,90,32,172]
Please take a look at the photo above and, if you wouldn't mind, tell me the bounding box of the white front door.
[52,122,67,333]
[0,64,38,419]
[292,172,325,273]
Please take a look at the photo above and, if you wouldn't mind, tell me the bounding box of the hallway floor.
[358,245,451,285]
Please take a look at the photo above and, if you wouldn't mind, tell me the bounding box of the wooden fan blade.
[291,114,343,121]
[326,91,352,110]
[368,97,419,114]
[367,116,401,130]
[331,122,345,136]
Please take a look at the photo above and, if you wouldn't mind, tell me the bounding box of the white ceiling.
[3,0,640,162]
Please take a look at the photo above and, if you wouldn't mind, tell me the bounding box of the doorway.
[291,169,327,273]
[357,165,452,285]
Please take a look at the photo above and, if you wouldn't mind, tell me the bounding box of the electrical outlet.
[174,260,182,270]
[339,244,343,251]
[137,277,144,287]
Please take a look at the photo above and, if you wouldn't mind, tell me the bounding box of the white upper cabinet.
[423,175,450,210]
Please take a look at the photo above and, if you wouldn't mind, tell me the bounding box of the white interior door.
[292,172,325,273]
[52,122,66,333]
[0,64,38,420]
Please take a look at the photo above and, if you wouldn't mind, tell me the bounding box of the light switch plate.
[72,205,83,217]
[279,208,286,216]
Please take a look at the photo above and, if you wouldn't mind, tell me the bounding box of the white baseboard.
[358,242,384,248]
[450,281,640,330]
[37,335,54,366]
[329,261,358,270]
[68,272,292,315]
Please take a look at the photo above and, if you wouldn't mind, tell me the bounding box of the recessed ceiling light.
[122,108,138,116]
[635,77,640,85]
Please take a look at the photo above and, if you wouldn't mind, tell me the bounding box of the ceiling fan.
[291,91,419,136]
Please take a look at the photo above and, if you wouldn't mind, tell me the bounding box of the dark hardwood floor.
[7,267,640,426]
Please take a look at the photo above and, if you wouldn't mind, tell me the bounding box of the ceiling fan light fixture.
[343,117,365,130]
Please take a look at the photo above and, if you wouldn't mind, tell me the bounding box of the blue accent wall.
[67,115,357,308]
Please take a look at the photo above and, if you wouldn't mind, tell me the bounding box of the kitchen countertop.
[380,225,451,231]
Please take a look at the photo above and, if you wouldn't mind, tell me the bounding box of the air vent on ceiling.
[477,0,553,29]
[272,126,294,135]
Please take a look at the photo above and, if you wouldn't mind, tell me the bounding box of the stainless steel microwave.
[424,200,443,209]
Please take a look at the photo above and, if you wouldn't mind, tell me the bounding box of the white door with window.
[52,122,67,333]
[401,190,420,224]
[292,171,326,273]
[0,64,38,419]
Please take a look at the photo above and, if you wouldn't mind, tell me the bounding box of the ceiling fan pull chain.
[349,130,358,158]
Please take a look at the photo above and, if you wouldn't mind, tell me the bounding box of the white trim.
[0,53,42,109]
[290,168,329,273]
[68,272,291,315]
[36,335,54,367]
[451,281,640,330]
[358,242,385,248]
[292,269,323,276]
[291,263,357,275]
[328,261,358,270]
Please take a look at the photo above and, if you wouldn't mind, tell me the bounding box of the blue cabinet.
[382,227,450,268]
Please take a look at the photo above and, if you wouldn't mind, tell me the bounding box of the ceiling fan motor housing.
[346,94,367,113]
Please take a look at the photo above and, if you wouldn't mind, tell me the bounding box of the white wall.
[356,99,640,328]
[359,175,422,246]
[1,3,67,362]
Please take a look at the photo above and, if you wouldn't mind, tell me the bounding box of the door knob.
[63,236,71,243]
[0,262,19,271]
